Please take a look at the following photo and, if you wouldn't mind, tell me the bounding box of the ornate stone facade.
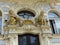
[0,0,60,45]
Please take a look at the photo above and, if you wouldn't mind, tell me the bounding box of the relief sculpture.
[7,10,17,25]
[35,11,47,26]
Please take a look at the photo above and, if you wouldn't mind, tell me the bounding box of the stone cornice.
[0,0,59,4]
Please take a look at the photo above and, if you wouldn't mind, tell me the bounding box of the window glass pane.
[0,40,6,45]
[17,10,35,19]
[48,12,59,18]
[55,20,60,28]
[20,36,27,45]
[55,20,60,34]
[30,36,38,45]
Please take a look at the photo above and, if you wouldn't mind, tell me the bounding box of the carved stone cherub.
[8,16,17,25]
[7,10,17,25]
[35,11,47,25]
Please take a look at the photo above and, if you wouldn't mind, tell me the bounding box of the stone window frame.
[48,9,60,34]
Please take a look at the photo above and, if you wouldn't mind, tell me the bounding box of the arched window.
[48,12,60,34]
[48,12,59,18]
[17,10,35,19]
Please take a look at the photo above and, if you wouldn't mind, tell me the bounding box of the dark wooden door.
[18,34,40,45]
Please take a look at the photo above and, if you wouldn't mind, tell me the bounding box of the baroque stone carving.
[22,20,34,25]
[8,16,17,25]
[7,10,17,25]
[35,11,47,26]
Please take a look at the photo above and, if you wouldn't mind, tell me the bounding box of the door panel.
[18,34,40,45]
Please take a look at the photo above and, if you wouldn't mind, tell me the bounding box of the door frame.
[18,33,40,45]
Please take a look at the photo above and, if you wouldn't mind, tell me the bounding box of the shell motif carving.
[22,20,34,25]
